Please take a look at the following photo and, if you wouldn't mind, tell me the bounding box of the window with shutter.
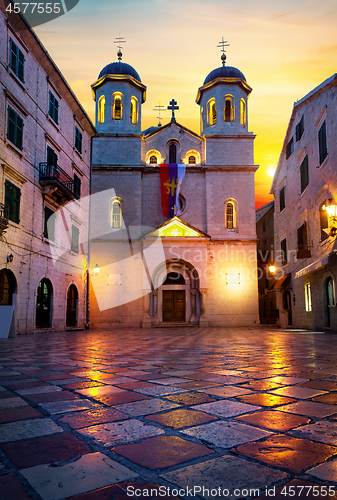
[74,174,81,200]
[286,137,294,159]
[296,116,304,141]
[44,207,55,241]
[281,238,287,265]
[49,91,59,124]
[47,146,58,165]
[7,106,23,150]
[318,121,327,165]
[10,39,25,83]
[319,202,329,241]
[5,180,21,224]
[75,127,82,154]
[71,225,79,253]
[280,186,285,212]
[300,155,309,193]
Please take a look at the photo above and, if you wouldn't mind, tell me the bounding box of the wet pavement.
[0,326,337,500]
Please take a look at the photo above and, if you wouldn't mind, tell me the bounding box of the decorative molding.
[1,162,28,184]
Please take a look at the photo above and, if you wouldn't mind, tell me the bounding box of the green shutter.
[10,39,18,74]
[71,225,79,253]
[5,180,20,224]
[18,50,24,82]
[74,174,81,200]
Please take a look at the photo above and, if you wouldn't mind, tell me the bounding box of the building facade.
[271,74,337,331]
[0,5,95,334]
[89,51,260,328]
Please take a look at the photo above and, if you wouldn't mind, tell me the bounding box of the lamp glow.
[94,264,100,275]
[323,203,337,218]
[268,265,276,274]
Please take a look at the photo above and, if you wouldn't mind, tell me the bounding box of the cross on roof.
[154,101,165,127]
[168,99,179,123]
[217,36,230,66]
[114,35,126,61]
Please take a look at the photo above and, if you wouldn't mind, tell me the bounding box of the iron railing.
[39,162,74,196]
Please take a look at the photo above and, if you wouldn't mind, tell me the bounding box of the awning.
[295,256,328,279]
[271,274,290,289]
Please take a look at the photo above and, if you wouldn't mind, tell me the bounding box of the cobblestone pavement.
[0,327,337,500]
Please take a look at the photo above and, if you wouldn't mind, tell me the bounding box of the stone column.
[199,288,209,327]
[152,290,159,325]
[190,289,197,324]
[142,289,152,328]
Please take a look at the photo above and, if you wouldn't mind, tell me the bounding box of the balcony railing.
[39,162,75,202]
[0,203,9,233]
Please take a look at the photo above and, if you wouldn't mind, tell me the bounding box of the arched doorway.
[66,284,78,327]
[162,272,186,322]
[36,278,53,328]
[282,290,292,327]
[0,269,17,305]
[324,277,335,329]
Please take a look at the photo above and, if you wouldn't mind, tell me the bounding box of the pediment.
[143,217,210,239]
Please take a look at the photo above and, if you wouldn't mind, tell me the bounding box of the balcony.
[39,162,75,204]
[0,203,9,234]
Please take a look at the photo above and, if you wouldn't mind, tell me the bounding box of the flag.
[160,164,186,217]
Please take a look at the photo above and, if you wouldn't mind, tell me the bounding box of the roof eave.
[91,74,147,103]
[196,77,252,105]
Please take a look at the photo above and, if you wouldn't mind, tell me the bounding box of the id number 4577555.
[6,3,62,14]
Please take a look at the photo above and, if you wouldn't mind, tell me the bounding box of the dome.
[203,66,246,86]
[98,61,141,82]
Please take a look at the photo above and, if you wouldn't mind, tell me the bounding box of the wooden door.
[162,290,186,322]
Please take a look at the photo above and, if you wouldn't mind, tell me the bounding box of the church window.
[98,96,105,125]
[110,197,123,229]
[112,93,123,120]
[169,143,177,163]
[150,155,157,164]
[240,99,246,127]
[225,199,237,230]
[207,99,216,126]
[188,156,196,164]
[224,96,234,122]
[200,107,204,134]
[130,97,138,125]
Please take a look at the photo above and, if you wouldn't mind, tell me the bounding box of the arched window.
[207,99,216,126]
[36,278,52,328]
[225,199,238,230]
[200,107,204,134]
[240,99,246,127]
[224,96,234,122]
[185,150,200,166]
[169,143,177,164]
[0,269,16,306]
[112,93,123,120]
[188,156,196,164]
[98,96,105,125]
[130,96,138,125]
[110,197,123,229]
[150,155,157,164]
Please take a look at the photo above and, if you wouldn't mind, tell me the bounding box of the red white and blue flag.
[160,164,186,217]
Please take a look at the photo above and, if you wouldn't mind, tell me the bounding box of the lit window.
[240,99,246,127]
[149,155,157,164]
[49,91,59,124]
[169,143,177,163]
[225,199,237,230]
[110,198,122,229]
[319,202,329,241]
[224,96,234,122]
[98,96,105,125]
[130,96,138,125]
[200,107,204,134]
[305,283,312,312]
[7,106,23,150]
[10,38,24,82]
[207,99,216,126]
[188,156,196,164]
[112,93,123,120]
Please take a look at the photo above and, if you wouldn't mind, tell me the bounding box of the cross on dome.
[154,101,165,127]
[168,99,179,123]
[114,35,126,61]
[217,36,230,66]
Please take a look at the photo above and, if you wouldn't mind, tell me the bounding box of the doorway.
[324,277,335,329]
[36,278,52,328]
[162,290,186,322]
[66,284,78,327]
[283,290,292,327]
[0,269,17,305]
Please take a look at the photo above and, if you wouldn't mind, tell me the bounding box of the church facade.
[89,51,259,328]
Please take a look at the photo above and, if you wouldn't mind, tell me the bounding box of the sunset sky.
[35,0,337,208]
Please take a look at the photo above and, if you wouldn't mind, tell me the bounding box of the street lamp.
[94,264,100,275]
